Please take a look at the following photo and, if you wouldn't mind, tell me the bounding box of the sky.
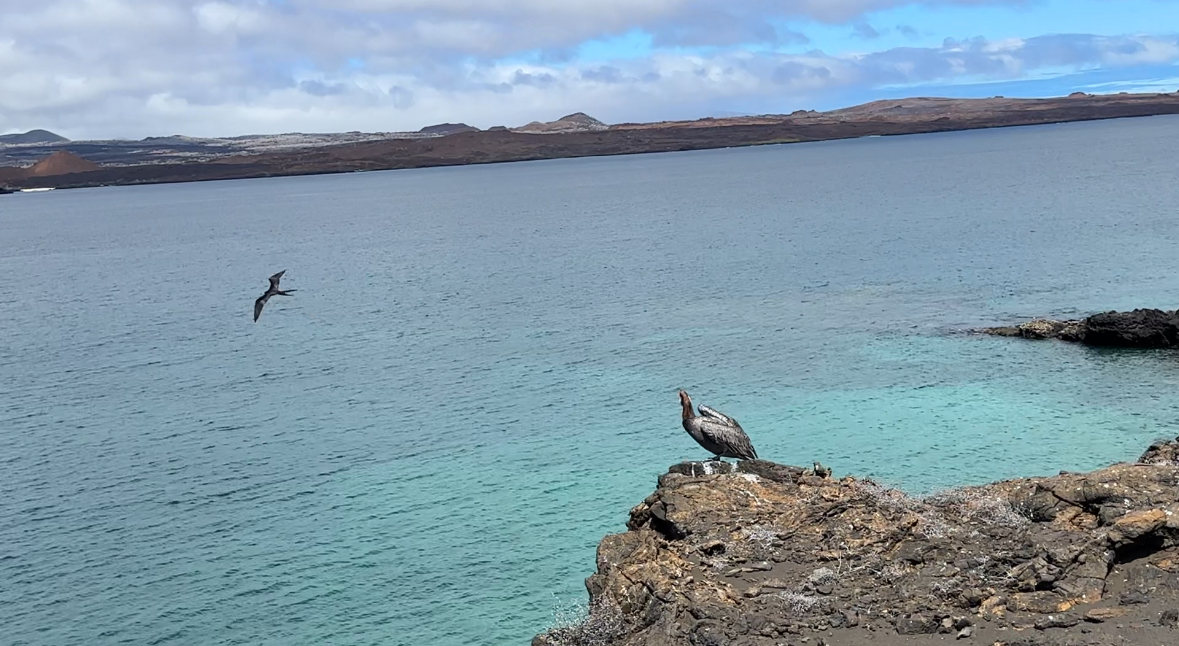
[1,0,1178,140]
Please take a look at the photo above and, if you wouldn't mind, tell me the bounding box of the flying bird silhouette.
[254,270,296,322]
[678,390,758,462]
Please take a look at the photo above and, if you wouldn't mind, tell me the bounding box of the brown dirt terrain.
[3,92,1179,191]
[534,439,1179,646]
[27,151,100,176]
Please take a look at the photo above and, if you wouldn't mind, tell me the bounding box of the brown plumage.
[678,390,758,461]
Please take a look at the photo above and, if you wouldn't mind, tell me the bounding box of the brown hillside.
[6,92,1179,191]
[29,151,100,177]
[0,166,25,183]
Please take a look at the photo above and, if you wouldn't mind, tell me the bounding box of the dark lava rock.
[891,617,938,636]
[894,540,931,564]
[1081,308,1179,347]
[1120,590,1151,605]
[895,615,939,635]
[665,461,739,478]
[1160,609,1179,627]
[981,308,1179,348]
[737,460,805,483]
[690,623,726,646]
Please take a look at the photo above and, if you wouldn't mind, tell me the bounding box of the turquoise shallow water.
[3,116,1179,645]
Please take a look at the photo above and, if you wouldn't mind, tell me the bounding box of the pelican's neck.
[680,396,694,421]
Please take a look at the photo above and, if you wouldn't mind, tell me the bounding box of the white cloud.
[311,0,1026,28]
[0,1,1176,139]
[193,1,268,35]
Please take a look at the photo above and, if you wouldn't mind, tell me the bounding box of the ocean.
[3,115,1179,645]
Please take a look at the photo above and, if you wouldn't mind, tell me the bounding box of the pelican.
[678,390,758,461]
[254,270,296,322]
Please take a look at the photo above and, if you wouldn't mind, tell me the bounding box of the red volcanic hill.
[28,151,100,177]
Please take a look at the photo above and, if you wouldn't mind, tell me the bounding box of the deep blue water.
[3,116,1179,645]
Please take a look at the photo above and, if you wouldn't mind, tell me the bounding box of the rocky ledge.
[981,309,1179,348]
[536,439,1179,646]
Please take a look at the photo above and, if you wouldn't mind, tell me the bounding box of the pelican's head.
[677,390,691,406]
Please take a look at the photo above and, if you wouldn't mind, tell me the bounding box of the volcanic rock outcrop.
[982,309,1179,348]
[536,439,1179,645]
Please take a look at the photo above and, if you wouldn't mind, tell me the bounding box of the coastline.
[3,92,1179,192]
[538,439,1179,645]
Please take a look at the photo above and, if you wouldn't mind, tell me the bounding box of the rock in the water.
[980,318,1083,341]
[981,308,1179,348]
[1081,308,1179,347]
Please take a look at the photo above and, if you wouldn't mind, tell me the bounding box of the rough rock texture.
[983,318,1086,341]
[536,441,1179,646]
[1139,437,1179,466]
[981,309,1179,348]
[1082,310,1179,347]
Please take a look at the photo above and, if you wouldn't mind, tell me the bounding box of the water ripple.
[3,117,1179,645]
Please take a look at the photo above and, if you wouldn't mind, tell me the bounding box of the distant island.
[2,91,1179,191]
[0,129,69,146]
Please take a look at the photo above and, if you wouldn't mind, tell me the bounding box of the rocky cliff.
[536,440,1179,645]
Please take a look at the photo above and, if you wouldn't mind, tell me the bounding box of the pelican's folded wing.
[698,418,758,460]
[698,404,739,427]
